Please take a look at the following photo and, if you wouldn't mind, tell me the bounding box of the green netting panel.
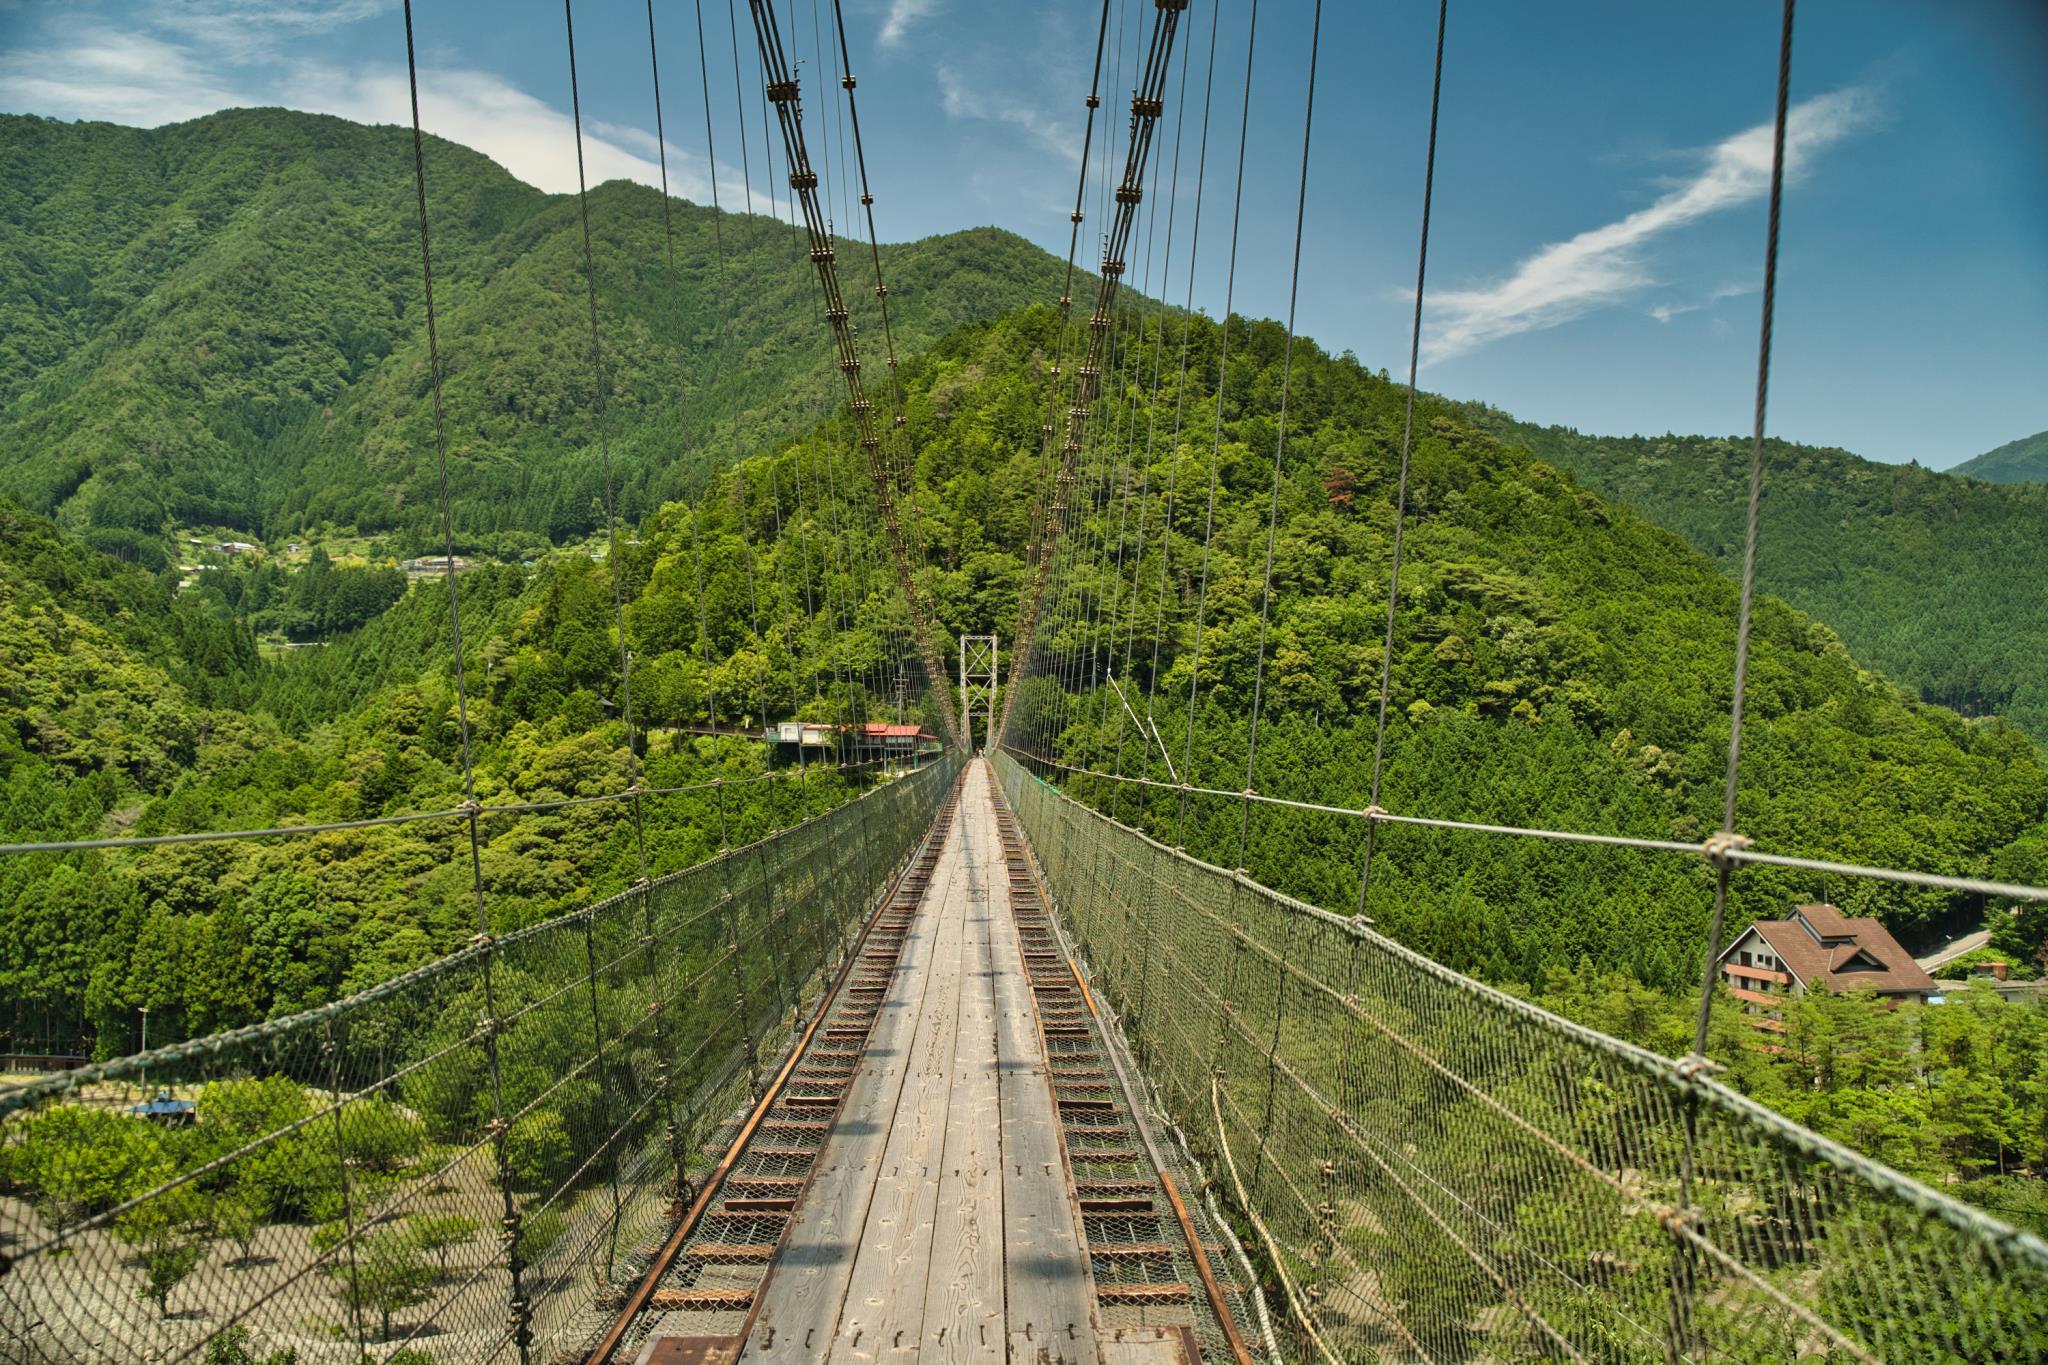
[0,756,959,1365]
[994,750,2048,1364]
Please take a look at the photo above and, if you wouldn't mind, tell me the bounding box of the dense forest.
[0,108,1070,553]
[1466,412,2048,745]
[2,108,2045,1241]
[1952,428,2048,484]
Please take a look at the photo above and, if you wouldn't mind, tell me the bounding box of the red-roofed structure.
[1717,903,1939,1029]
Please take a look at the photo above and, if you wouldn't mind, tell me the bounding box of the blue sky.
[2,0,2043,466]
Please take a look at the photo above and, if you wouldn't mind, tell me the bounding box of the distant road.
[1917,929,1992,972]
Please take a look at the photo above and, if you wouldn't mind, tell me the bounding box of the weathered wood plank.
[742,831,948,1361]
[830,794,972,1361]
[915,779,1005,1361]
[987,771,1100,1365]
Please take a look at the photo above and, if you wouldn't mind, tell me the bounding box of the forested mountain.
[1952,429,2048,484]
[0,108,1069,557]
[1463,411,2048,746]
[8,301,2047,1065]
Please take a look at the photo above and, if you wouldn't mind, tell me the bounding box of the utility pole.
[959,634,998,753]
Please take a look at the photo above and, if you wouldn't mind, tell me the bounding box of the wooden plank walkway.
[743,759,1100,1363]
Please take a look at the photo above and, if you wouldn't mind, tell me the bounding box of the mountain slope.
[1463,410,2048,746]
[0,108,1071,550]
[1951,429,2048,484]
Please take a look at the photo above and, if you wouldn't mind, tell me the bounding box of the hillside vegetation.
[0,108,1069,555]
[10,302,2046,1062]
[1464,411,2048,746]
[1952,429,2048,484]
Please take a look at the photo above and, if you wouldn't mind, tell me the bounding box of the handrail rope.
[1003,746,2048,903]
[0,759,894,858]
[994,750,2048,1278]
[0,759,951,1122]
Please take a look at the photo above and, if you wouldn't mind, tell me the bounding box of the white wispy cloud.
[0,15,787,211]
[879,0,942,50]
[0,29,246,126]
[1422,86,1880,365]
[935,61,1077,165]
[152,0,392,63]
[1648,279,1758,324]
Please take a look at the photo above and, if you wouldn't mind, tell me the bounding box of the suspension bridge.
[4,0,2048,1362]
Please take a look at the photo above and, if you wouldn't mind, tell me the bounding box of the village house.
[1717,902,1940,1032]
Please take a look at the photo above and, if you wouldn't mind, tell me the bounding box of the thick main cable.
[743,0,960,748]
[1002,0,1191,738]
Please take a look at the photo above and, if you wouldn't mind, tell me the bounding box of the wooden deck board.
[829,800,971,1361]
[986,777,1100,1365]
[742,832,945,1360]
[915,778,1006,1361]
[741,761,1100,1364]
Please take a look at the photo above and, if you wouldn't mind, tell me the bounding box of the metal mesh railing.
[994,750,2048,1364]
[0,755,958,1365]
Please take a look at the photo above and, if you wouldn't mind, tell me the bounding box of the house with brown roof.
[1717,903,1940,1032]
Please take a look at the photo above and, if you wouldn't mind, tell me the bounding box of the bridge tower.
[959,633,998,752]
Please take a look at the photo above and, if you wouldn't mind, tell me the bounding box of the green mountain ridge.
[0,107,1073,554]
[1951,428,2048,484]
[1462,409,2048,746]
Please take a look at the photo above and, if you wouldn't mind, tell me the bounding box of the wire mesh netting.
[994,750,2048,1364]
[0,756,958,1365]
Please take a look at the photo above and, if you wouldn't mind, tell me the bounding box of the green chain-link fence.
[0,756,958,1365]
[995,751,2048,1363]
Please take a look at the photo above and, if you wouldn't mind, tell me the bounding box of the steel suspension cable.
[1172,0,1260,847]
[1004,0,1192,738]
[1023,0,1116,577]
[746,0,959,747]
[1109,17,1195,814]
[1356,0,1449,920]
[1134,0,1223,819]
[1232,0,1321,869]
[1692,0,1798,1059]
[562,0,637,1255]
[398,7,527,1356]
[828,0,931,584]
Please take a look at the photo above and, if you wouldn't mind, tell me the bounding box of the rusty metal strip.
[987,771,1257,1365]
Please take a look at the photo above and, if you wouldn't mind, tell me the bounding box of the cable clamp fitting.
[1700,831,1754,870]
[459,799,485,818]
[1360,804,1387,821]
[1675,1053,1722,1083]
